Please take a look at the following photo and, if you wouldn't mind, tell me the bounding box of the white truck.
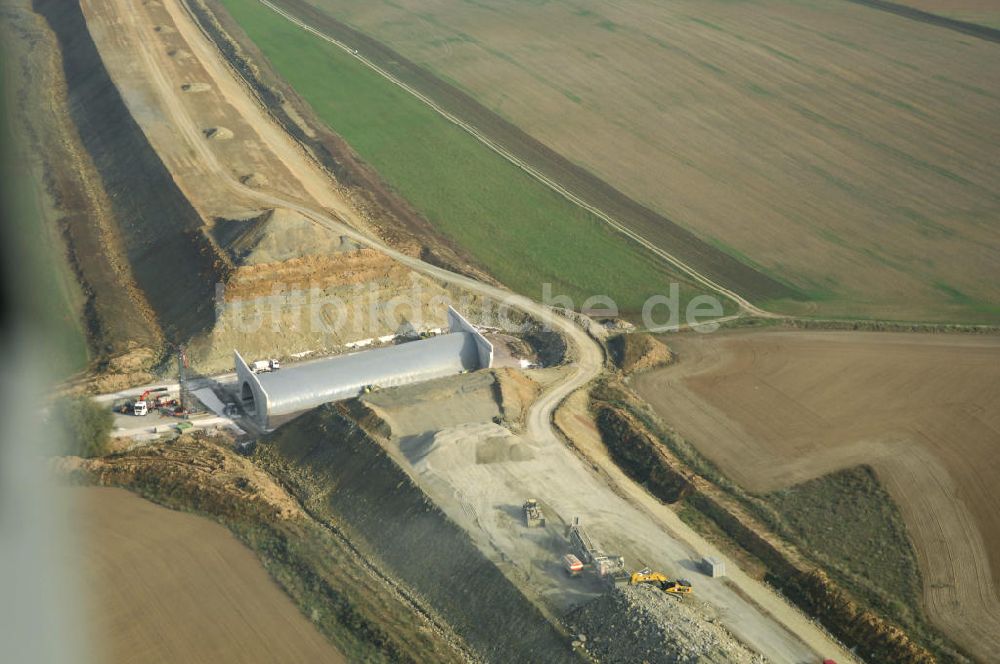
[252,359,280,373]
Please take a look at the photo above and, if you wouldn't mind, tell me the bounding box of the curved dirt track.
[76,0,859,659]
[634,330,1000,661]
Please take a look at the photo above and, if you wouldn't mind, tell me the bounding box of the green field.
[219,0,732,316]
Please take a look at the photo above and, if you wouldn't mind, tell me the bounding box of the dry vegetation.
[634,329,1000,661]
[301,0,1000,322]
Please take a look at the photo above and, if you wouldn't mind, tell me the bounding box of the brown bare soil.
[633,329,1000,660]
[294,0,1000,322]
[491,367,540,429]
[70,486,344,664]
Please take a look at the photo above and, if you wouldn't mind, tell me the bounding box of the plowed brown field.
[634,330,1000,661]
[71,487,344,664]
[294,0,1000,322]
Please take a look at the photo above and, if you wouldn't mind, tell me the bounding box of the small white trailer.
[251,359,280,373]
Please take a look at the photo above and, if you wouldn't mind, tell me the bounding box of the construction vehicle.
[121,387,169,416]
[523,499,546,527]
[630,568,693,595]
[251,359,280,373]
[566,517,627,584]
[563,554,583,576]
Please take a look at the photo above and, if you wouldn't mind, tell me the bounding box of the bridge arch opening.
[241,381,256,414]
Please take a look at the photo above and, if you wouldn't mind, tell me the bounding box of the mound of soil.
[567,585,765,664]
[492,367,539,429]
[609,333,672,374]
[203,126,234,140]
[239,171,268,187]
[181,82,211,93]
[212,208,358,265]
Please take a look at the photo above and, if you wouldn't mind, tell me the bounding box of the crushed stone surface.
[567,585,768,664]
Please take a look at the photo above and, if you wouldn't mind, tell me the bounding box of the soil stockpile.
[567,585,766,664]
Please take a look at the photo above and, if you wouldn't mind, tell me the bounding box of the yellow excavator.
[630,570,693,595]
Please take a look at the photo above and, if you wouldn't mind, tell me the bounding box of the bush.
[54,396,113,457]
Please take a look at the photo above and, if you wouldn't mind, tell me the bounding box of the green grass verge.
[218,0,730,315]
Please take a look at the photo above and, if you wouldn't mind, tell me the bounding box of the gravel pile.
[566,585,768,664]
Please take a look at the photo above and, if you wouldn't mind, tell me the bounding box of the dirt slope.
[37,0,226,342]
[73,0,486,374]
[264,402,580,664]
[634,329,1000,661]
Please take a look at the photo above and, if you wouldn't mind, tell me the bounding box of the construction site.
[4,0,997,662]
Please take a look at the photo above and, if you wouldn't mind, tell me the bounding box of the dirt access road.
[80,0,854,659]
[635,330,1000,661]
[69,486,344,664]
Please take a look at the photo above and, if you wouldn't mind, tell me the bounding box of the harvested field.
[633,330,1000,660]
[215,0,730,316]
[287,0,1000,322]
[69,486,345,664]
[64,434,471,662]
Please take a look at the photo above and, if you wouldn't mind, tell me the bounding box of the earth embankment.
[36,0,227,342]
[263,401,579,664]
